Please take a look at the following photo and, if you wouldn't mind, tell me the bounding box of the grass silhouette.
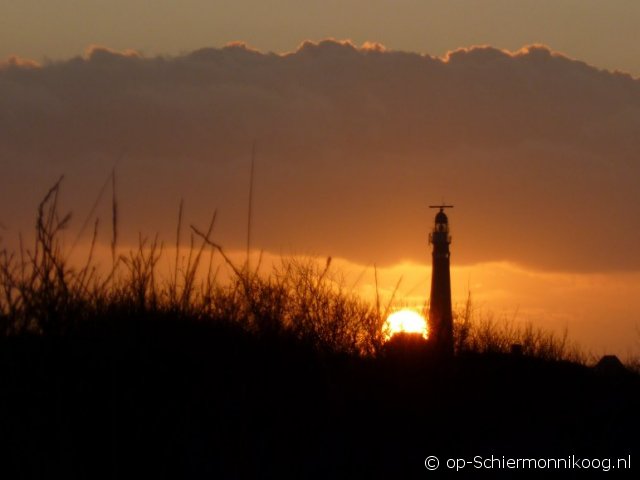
[1,181,638,478]
[1,180,586,362]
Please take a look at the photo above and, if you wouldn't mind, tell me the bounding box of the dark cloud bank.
[1,40,639,272]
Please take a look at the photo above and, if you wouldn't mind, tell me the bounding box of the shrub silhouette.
[2,181,639,479]
[453,293,586,363]
[0,180,387,357]
[0,179,591,364]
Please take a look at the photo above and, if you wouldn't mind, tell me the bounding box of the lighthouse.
[428,205,454,356]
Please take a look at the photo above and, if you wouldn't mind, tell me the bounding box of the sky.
[1,1,640,357]
[3,0,640,77]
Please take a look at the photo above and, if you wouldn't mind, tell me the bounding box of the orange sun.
[384,309,428,340]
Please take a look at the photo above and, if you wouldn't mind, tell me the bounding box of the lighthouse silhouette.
[428,205,454,356]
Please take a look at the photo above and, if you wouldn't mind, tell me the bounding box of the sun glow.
[384,309,428,340]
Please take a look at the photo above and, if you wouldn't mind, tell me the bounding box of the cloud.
[1,40,639,272]
[0,55,40,69]
[83,45,141,61]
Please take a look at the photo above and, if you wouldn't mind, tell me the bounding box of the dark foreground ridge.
[1,317,638,479]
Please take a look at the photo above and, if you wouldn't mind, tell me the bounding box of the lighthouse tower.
[428,205,454,356]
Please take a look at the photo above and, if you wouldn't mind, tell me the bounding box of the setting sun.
[384,309,428,340]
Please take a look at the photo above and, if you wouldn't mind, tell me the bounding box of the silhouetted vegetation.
[453,294,586,364]
[0,183,384,355]
[1,180,588,362]
[1,182,638,478]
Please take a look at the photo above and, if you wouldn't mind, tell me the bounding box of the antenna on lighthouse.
[428,204,454,210]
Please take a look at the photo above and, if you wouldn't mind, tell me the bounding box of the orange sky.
[59,240,640,359]
[2,5,640,358]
